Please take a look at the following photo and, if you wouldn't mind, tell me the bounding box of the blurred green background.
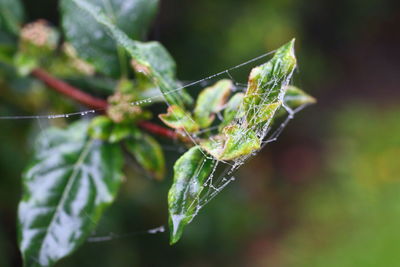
[1,0,399,266]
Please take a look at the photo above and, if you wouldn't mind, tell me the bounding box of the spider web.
[0,51,310,242]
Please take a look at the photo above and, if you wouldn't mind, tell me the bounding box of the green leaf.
[125,132,165,180]
[193,79,232,128]
[159,105,199,133]
[274,86,316,118]
[219,92,244,129]
[132,41,176,81]
[88,116,138,143]
[131,41,193,108]
[0,0,25,35]
[133,72,165,103]
[243,39,296,128]
[283,85,316,110]
[14,53,37,76]
[88,115,114,140]
[69,0,192,108]
[130,42,193,106]
[61,0,159,77]
[168,146,215,244]
[108,123,132,143]
[18,120,123,267]
[250,101,282,125]
[200,125,261,161]
[0,42,15,64]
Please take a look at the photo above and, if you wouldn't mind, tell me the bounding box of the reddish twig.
[138,121,178,140]
[31,68,178,140]
[31,68,108,110]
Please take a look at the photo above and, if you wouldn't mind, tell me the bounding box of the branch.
[137,121,178,140]
[31,68,108,110]
[31,68,179,140]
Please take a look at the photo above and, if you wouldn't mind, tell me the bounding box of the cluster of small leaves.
[0,0,315,266]
[160,40,315,243]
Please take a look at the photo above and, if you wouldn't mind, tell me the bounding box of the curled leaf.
[200,125,261,161]
[159,105,199,133]
[274,86,317,118]
[248,101,281,125]
[243,39,296,128]
[193,79,232,128]
[219,92,244,129]
[168,146,215,244]
[283,85,316,110]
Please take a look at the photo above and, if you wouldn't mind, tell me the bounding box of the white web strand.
[176,59,299,221]
[0,109,99,120]
[0,50,275,121]
[0,50,306,243]
[87,225,166,242]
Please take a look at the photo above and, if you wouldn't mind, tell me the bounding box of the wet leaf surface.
[18,120,123,267]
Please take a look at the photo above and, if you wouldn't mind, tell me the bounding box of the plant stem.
[31,68,108,109]
[31,68,179,140]
[137,121,178,140]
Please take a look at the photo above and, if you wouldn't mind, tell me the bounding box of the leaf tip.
[169,213,187,245]
[277,38,296,61]
[287,38,296,57]
[308,95,317,104]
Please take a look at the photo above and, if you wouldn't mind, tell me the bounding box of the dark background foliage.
[1,0,399,266]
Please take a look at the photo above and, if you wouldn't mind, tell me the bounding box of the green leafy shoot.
[166,39,315,244]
